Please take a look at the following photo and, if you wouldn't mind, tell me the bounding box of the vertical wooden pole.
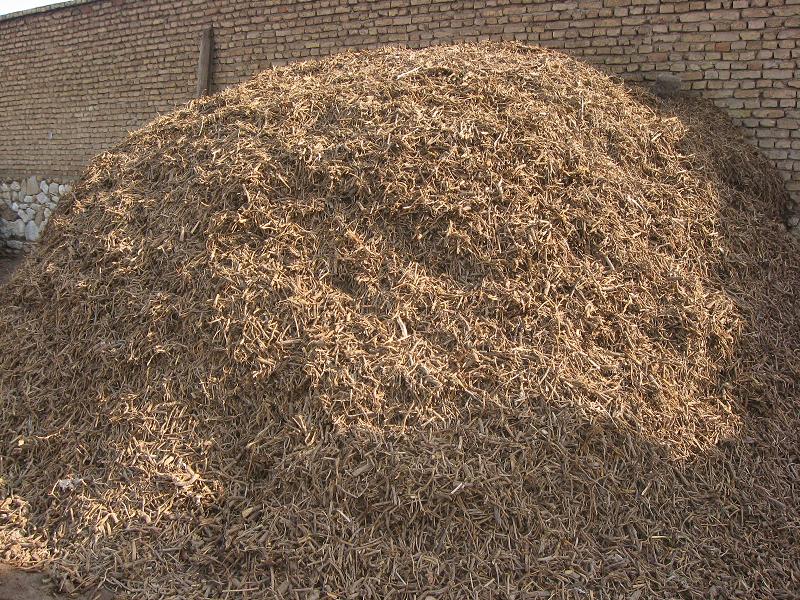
[196,26,213,97]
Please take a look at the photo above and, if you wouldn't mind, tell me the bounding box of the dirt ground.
[0,256,21,285]
[0,564,98,600]
[0,564,114,600]
[0,565,60,600]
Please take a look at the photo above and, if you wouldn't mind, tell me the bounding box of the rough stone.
[58,184,66,195]
[39,181,49,194]
[24,207,34,220]
[48,182,59,195]
[10,181,21,192]
[23,195,33,205]
[11,191,19,201]
[24,220,40,241]
[51,195,60,204]
[11,202,18,211]
[43,207,52,219]
[18,210,30,223]
[11,220,25,237]
[34,212,44,226]
[36,191,48,204]
[7,240,23,250]
[26,176,38,195]
[0,182,8,192]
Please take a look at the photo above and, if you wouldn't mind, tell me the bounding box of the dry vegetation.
[1,43,798,599]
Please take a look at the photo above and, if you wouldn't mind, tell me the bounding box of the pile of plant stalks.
[1,43,798,599]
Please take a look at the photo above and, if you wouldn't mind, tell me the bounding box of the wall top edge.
[0,0,101,24]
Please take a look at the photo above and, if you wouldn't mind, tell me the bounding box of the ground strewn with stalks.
[1,43,798,599]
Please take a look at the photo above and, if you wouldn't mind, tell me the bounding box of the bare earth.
[0,257,21,285]
[0,565,114,600]
[0,565,59,600]
[1,565,65,600]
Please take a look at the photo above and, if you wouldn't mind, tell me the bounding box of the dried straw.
[1,43,798,599]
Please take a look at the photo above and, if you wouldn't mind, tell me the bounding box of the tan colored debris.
[1,43,798,599]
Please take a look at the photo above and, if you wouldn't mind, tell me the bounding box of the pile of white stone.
[0,176,72,253]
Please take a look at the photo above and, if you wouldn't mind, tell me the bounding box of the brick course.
[0,0,797,204]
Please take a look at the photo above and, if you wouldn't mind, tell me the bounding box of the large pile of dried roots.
[1,43,799,599]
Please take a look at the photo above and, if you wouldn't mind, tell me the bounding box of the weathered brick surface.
[0,0,797,201]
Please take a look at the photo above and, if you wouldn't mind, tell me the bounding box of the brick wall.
[0,0,798,209]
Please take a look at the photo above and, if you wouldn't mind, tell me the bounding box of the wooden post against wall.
[196,26,213,97]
